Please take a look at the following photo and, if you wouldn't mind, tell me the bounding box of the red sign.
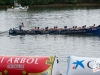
[0,56,55,75]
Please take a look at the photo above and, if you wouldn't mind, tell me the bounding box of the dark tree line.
[0,0,100,5]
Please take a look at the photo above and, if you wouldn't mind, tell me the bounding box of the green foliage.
[5,0,13,5]
[27,0,35,5]
[69,0,78,4]
[36,0,42,4]
[65,0,70,3]
[0,0,100,6]
[42,0,50,4]
[99,0,100,3]
[0,0,6,5]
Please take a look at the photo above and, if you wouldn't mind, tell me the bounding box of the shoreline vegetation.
[1,0,100,8]
[32,3,100,7]
[1,3,100,8]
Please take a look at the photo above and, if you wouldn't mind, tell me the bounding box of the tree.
[0,0,5,5]
[69,0,78,4]
[0,0,100,6]
[6,0,13,5]
[65,0,70,3]
[42,0,51,4]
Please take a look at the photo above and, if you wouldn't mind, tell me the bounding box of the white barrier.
[66,56,100,75]
[0,55,60,75]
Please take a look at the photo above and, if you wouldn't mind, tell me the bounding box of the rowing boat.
[9,25,100,35]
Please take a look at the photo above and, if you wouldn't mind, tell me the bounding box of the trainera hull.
[9,26,100,35]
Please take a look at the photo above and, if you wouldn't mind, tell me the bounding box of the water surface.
[0,6,100,75]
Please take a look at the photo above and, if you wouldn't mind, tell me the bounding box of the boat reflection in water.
[9,25,100,36]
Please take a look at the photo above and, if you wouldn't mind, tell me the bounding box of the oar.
[0,30,8,34]
[0,26,19,34]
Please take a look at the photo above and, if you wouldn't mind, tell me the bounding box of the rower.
[89,24,95,28]
[37,27,40,30]
[97,25,100,27]
[93,24,95,27]
[45,26,48,30]
[64,26,67,29]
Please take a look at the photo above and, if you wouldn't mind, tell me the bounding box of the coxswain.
[19,22,24,31]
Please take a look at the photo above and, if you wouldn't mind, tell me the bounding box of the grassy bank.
[31,3,100,7]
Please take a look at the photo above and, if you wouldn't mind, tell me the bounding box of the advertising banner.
[0,55,60,75]
[66,56,100,75]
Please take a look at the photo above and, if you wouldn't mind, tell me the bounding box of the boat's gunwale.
[9,26,100,35]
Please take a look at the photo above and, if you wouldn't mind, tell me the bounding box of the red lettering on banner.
[20,58,26,63]
[0,57,39,64]
[0,57,5,63]
[14,58,20,63]
[7,58,13,63]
